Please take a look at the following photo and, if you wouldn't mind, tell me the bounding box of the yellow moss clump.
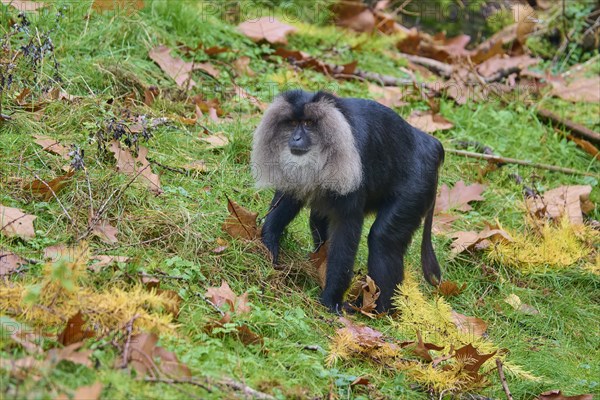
[486,218,598,273]
[0,246,176,334]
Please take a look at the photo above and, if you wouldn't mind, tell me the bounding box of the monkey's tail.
[421,144,444,285]
[421,202,441,285]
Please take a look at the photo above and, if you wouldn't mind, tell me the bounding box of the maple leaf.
[222,199,258,241]
[149,45,218,89]
[450,311,488,337]
[368,84,409,108]
[401,331,444,361]
[0,251,26,276]
[108,141,162,195]
[205,280,251,315]
[90,217,119,244]
[435,180,485,214]
[58,312,95,346]
[238,17,297,45]
[526,185,593,225]
[436,281,466,297]
[406,110,453,133]
[454,343,496,381]
[0,205,36,240]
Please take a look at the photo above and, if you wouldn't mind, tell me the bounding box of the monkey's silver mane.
[251,94,363,198]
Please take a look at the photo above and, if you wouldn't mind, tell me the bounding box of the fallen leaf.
[153,346,192,378]
[33,135,71,160]
[435,181,485,214]
[28,170,75,201]
[537,390,593,400]
[551,76,600,103]
[436,281,466,297]
[432,213,458,234]
[235,324,264,346]
[9,325,43,354]
[350,376,370,386]
[232,56,255,77]
[200,133,229,149]
[476,54,540,78]
[513,3,537,44]
[0,250,26,276]
[183,160,208,173]
[368,84,409,108]
[454,343,496,381]
[149,45,199,89]
[334,1,374,33]
[238,17,297,45]
[0,205,36,240]
[108,141,162,194]
[526,185,593,225]
[0,356,45,379]
[222,199,258,241]
[92,0,143,12]
[1,0,47,11]
[46,342,93,368]
[350,276,380,318]
[504,294,539,315]
[143,86,159,106]
[402,331,445,361]
[43,244,87,261]
[451,311,488,337]
[58,312,95,346]
[89,255,129,271]
[91,217,119,244]
[450,226,512,254]
[406,110,453,133]
[309,243,328,289]
[205,280,251,315]
[127,332,158,376]
[339,317,389,348]
[57,382,104,400]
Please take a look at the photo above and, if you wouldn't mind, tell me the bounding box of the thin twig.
[496,358,513,400]
[214,377,276,400]
[446,149,596,177]
[144,377,211,393]
[120,315,139,369]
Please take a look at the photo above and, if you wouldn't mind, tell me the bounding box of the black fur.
[260,90,444,313]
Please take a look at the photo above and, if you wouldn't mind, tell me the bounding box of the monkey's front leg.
[261,191,303,264]
[320,216,364,312]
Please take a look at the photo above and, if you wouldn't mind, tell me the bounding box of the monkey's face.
[286,119,314,156]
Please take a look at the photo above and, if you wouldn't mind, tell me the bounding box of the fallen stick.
[446,149,596,177]
[496,359,513,400]
[537,108,600,146]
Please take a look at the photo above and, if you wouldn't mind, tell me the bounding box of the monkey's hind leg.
[367,200,423,313]
[261,191,303,264]
[309,209,329,251]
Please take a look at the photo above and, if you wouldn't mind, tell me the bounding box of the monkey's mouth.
[290,147,310,156]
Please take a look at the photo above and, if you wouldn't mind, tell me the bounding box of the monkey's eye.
[288,120,299,127]
[302,120,313,127]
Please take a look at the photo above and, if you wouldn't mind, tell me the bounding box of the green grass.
[1,1,599,399]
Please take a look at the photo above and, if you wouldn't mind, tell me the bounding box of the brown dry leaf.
[92,0,143,12]
[235,324,264,346]
[350,376,371,386]
[397,30,471,63]
[43,244,87,262]
[537,390,593,400]
[309,244,328,289]
[350,276,380,318]
[339,317,389,348]
[0,250,26,276]
[454,343,496,381]
[46,342,93,368]
[91,217,119,244]
[1,0,47,11]
[183,160,208,173]
[233,56,255,77]
[402,331,445,361]
[108,141,162,195]
[89,255,129,271]
[205,280,251,315]
[476,54,540,78]
[200,133,229,149]
[526,185,593,225]
[28,170,75,201]
[56,382,104,400]
[504,294,539,315]
[126,332,158,376]
[513,3,537,44]
[470,24,516,64]
[33,135,71,160]
[551,76,600,103]
[0,205,36,240]
[432,213,458,235]
[451,311,488,337]
[143,86,159,106]
[222,199,258,241]
[406,110,453,133]
[203,45,229,56]
[153,346,192,379]
[434,181,485,214]
[58,312,95,346]
[450,226,512,254]
[436,281,466,297]
[238,17,297,45]
[149,45,199,89]
[333,0,374,33]
[368,84,409,108]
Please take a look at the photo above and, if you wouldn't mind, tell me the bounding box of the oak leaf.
[435,180,485,214]
[205,280,251,315]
